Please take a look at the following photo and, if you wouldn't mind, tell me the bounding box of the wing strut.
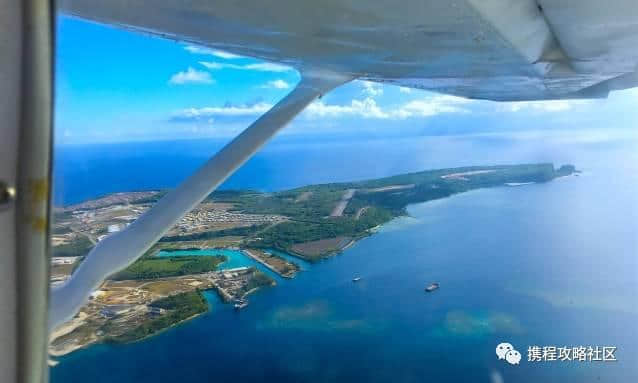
[49,71,352,331]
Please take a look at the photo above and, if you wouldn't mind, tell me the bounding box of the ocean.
[51,131,638,382]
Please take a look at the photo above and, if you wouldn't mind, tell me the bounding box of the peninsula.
[49,163,576,356]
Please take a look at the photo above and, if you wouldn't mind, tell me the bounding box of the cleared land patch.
[244,249,300,278]
[365,184,415,193]
[330,189,356,217]
[291,236,353,260]
[295,191,313,203]
[440,170,496,181]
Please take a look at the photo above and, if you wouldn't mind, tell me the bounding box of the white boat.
[425,282,440,292]
[234,299,248,310]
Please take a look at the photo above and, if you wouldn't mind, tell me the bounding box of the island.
[49,163,577,356]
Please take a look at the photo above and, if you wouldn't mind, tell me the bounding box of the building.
[147,306,165,316]
[100,305,132,318]
[107,224,122,233]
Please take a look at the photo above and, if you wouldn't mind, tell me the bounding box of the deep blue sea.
[51,131,638,382]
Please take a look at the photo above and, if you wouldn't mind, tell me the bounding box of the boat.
[425,282,440,292]
[352,277,361,282]
[234,299,248,310]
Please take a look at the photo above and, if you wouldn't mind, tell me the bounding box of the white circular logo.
[505,350,521,365]
[496,342,521,365]
[495,342,514,360]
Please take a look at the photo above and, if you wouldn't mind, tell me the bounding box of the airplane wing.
[59,0,638,101]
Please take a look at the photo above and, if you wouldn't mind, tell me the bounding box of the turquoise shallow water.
[158,248,259,270]
[51,134,638,382]
[156,248,305,281]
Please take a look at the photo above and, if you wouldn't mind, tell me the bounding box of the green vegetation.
[139,163,576,260]
[52,235,94,257]
[150,290,208,310]
[159,224,267,242]
[132,191,167,205]
[105,290,208,343]
[230,189,345,219]
[241,270,275,295]
[237,163,575,258]
[159,247,201,252]
[205,189,258,203]
[252,206,391,250]
[154,163,576,260]
[111,255,225,280]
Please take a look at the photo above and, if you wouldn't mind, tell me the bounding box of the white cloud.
[210,50,243,59]
[360,81,383,97]
[172,94,469,122]
[184,45,243,59]
[198,61,226,70]
[500,100,578,113]
[171,102,272,121]
[199,61,292,72]
[305,95,469,119]
[261,79,290,89]
[168,67,213,85]
[399,87,412,93]
[244,63,292,72]
[393,95,470,118]
[306,97,388,119]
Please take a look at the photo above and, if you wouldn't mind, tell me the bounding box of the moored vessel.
[234,299,248,309]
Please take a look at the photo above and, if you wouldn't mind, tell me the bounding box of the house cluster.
[173,209,284,233]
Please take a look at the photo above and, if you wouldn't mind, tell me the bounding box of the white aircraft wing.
[59,0,638,101]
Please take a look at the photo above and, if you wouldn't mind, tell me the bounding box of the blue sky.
[55,15,638,145]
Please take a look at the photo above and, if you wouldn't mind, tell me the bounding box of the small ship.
[425,282,440,292]
[352,277,362,282]
[234,299,248,310]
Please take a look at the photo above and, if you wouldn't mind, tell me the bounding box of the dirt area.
[49,275,216,357]
[295,191,313,202]
[51,236,70,246]
[51,263,75,276]
[291,236,353,258]
[330,189,356,217]
[364,184,415,193]
[56,191,160,212]
[244,249,299,278]
[49,268,268,357]
[354,206,369,220]
[53,192,283,248]
[140,279,206,295]
[441,170,496,181]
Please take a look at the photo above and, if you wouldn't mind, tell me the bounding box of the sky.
[55,15,638,145]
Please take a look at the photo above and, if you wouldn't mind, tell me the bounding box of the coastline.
[50,309,208,358]
[241,249,298,278]
[50,163,577,359]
